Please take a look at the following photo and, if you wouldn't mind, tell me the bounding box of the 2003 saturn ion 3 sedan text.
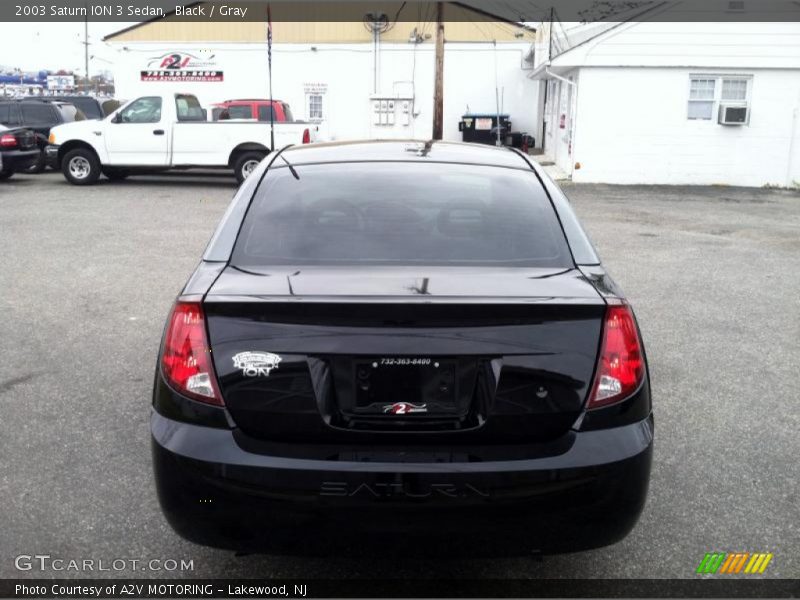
[152,140,652,555]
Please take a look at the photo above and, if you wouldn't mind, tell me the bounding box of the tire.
[233,151,266,185]
[62,148,101,185]
[22,151,46,174]
[103,168,129,181]
[0,169,14,180]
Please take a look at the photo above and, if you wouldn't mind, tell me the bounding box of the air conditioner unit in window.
[718,104,749,125]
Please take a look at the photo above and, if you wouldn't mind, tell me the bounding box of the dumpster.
[459,113,511,145]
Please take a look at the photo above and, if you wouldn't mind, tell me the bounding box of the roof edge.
[103,1,534,42]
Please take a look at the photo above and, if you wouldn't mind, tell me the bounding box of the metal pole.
[494,40,502,146]
[84,11,89,94]
[267,4,275,150]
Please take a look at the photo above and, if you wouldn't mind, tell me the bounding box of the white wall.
[107,41,539,143]
[570,67,800,187]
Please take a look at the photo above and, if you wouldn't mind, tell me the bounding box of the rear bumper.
[44,144,60,169]
[151,411,653,555]
[0,148,39,172]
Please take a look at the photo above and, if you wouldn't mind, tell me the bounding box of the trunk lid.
[205,266,604,444]
[8,128,36,150]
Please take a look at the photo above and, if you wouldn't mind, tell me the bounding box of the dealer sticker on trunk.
[383,402,428,415]
[232,351,282,377]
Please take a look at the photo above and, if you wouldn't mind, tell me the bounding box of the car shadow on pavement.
[8,170,239,189]
[98,176,238,189]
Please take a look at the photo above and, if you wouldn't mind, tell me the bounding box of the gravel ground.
[1,171,798,580]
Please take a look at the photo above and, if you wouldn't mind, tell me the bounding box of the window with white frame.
[688,75,751,121]
[721,78,748,102]
[688,78,716,120]
[307,93,324,121]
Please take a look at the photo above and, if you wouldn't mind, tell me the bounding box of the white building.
[102,4,540,143]
[530,7,800,187]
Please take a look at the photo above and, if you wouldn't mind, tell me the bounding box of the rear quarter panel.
[171,122,319,166]
[171,121,306,165]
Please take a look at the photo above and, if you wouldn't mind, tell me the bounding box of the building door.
[554,77,575,172]
[543,80,557,157]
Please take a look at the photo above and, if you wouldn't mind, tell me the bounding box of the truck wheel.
[0,169,14,180]
[234,152,265,184]
[62,148,101,185]
[103,168,129,181]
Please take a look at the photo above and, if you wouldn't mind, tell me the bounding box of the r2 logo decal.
[383,402,427,414]
[160,54,190,69]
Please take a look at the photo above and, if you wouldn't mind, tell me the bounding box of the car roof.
[225,99,284,103]
[50,95,99,100]
[213,99,285,106]
[281,140,532,170]
[4,99,67,106]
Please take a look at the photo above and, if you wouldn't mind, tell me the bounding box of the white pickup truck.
[46,93,319,185]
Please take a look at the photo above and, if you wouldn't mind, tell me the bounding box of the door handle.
[153,129,165,135]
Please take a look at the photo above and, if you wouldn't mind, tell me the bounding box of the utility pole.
[432,2,444,140]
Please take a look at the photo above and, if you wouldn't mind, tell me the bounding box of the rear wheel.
[62,148,101,185]
[233,151,266,185]
[103,168,129,181]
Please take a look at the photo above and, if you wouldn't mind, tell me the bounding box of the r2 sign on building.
[141,52,223,82]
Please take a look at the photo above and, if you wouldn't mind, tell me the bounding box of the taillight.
[587,302,645,409]
[160,301,223,406]
[0,134,17,148]
[302,128,310,144]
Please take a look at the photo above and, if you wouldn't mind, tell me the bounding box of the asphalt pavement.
[1,171,798,580]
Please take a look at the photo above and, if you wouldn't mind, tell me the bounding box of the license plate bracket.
[353,358,458,416]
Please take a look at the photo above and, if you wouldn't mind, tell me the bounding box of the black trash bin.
[459,113,511,145]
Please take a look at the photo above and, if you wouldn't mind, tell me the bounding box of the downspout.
[787,86,800,188]
[372,24,378,93]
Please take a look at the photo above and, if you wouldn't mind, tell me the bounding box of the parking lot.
[1,171,798,579]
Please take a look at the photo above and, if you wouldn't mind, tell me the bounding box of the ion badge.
[232,351,282,377]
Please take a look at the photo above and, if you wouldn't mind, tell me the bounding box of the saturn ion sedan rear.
[152,141,652,555]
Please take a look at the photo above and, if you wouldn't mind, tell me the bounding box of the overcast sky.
[0,22,138,73]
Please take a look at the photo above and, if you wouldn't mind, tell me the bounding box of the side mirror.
[111,113,122,123]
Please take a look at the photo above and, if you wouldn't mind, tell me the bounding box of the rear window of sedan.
[231,162,573,268]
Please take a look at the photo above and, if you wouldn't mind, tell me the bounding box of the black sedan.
[0,125,39,180]
[152,140,652,555]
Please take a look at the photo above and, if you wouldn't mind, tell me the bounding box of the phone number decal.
[378,358,432,366]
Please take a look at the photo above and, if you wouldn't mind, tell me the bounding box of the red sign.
[140,70,223,82]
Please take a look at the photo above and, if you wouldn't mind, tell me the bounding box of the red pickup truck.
[211,99,294,122]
